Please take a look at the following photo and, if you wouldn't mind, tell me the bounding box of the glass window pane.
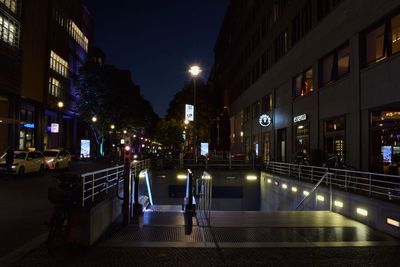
[338,45,350,76]
[294,73,302,97]
[322,55,334,85]
[366,24,386,63]
[392,15,400,54]
[304,68,313,94]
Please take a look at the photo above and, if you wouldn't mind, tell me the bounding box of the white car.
[0,151,46,176]
[43,149,71,170]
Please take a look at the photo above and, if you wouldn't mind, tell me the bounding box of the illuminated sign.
[80,139,90,158]
[23,123,35,129]
[185,104,194,121]
[259,114,272,127]
[50,123,59,133]
[201,143,209,156]
[293,114,307,123]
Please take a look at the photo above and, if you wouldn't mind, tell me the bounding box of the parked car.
[43,149,71,170]
[0,151,46,176]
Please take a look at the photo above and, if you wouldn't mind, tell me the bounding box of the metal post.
[329,174,333,212]
[123,160,131,225]
[91,174,95,202]
[82,175,85,207]
[132,169,142,217]
[369,173,372,196]
[184,170,195,215]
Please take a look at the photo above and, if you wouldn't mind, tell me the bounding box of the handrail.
[264,161,400,201]
[196,171,212,227]
[80,159,150,207]
[295,172,332,210]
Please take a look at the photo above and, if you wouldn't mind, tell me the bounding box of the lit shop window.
[293,68,313,97]
[320,43,350,86]
[50,51,68,77]
[0,15,19,46]
[48,77,62,98]
[0,0,17,13]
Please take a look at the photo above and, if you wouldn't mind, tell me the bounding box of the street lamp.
[91,116,97,123]
[188,65,202,161]
[110,124,115,130]
[57,101,64,147]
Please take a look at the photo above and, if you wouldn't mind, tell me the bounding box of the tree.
[75,62,159,156]
[166,79,218,143]
[153,119,183,152]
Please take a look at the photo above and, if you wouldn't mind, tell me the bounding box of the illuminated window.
[48,77,62,98]
[293,68,313,97]
[53,9,89,52]
[0,0,17,13]
[0,15,19,46]
[50,51,68,77]
[364,13,400,66]
[69,21,89,52]
[392,15,400,54]
[320,43,350,86]
[366,24,386,64]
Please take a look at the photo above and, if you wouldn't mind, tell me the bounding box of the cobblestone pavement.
[7,245,400,267]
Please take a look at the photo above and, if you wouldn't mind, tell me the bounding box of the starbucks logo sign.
[259,114,272,127]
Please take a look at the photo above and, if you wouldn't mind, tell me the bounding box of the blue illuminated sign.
[23,123,35,129]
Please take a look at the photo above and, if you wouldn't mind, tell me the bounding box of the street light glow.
[57,101,64,108]
[123,130,127,134]
[91,116,97,123]
[110,124,115,130]
[189,65,202,77]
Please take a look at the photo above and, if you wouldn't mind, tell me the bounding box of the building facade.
[0,0,22,153]
[211,0,400,174]
[0,0,93,155]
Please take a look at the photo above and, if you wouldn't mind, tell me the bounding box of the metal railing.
[81,160,149,207]
[196,171,212,227]
[296,172,333,210]
[264,161,400,201]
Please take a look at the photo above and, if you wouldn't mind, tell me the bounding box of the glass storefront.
[324,116,345,160]
[262,132,271,161]
[277,128,286,162]
[371,111,400,174]
[18,108,35,150]
[294,123,310,157]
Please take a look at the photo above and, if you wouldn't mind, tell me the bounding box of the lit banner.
[185,104,194,121]
[201,143,209,156]
[51,123,59,133]
[81,139,90,158]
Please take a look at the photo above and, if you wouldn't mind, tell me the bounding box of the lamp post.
[57,101,64,147]
[188,65,201,161]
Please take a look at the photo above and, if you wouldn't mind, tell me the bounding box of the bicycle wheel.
[47,208,69,253]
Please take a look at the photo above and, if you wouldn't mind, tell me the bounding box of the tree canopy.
[153,119,183,150]
[166,79,218,143]
[75,62,159,145]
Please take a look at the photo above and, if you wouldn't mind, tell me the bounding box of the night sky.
[84,0,229,117]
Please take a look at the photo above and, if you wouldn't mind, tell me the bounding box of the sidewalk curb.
[0,232,48,266]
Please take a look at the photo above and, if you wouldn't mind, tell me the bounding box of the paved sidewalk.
[5,211,400,266]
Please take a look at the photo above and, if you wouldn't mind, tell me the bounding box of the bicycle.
[47,173,80,253]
